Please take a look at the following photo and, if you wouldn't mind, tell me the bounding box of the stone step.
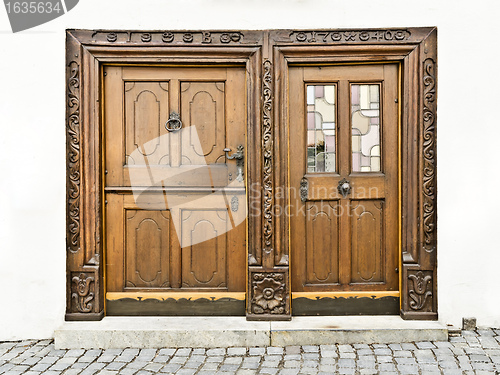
[54,316,448,349]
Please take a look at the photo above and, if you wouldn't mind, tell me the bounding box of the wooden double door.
[289,64,400,314]
[104,66,247,315]
[103,62,400,316]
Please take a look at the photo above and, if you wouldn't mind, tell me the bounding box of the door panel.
[104,65,247,315]
[180,82,226,164]
[305,201,340,286]
[124,82,170,167]
[125,209,171,289]
[290,64,399,300]
[350,200,384,284]
[181,209,227,289]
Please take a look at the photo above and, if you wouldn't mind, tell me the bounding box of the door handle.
[224,145,244,182]
[337,178,351,198]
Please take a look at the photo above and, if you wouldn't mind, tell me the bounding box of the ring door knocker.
[224,144,244,182]
[165,111,182,132]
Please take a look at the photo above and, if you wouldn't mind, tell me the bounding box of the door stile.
[247,37,292,320]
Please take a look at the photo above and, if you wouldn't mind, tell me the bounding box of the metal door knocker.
[337,178,351,198]
[165,111,182,132]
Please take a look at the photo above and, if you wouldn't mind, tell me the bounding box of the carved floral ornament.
[71,273,95,313]
[408,271,433,311]
[251,273,286,314]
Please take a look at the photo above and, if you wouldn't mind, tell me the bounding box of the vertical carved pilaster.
[247,56,290,320]
[65,32,103,321]
[401,29,438,320]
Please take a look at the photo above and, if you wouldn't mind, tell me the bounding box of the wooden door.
[103,66,247,315]
[289,64,400,315]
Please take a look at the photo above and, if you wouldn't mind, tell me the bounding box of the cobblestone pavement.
[1,329,499,375]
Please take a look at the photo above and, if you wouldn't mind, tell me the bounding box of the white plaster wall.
[0,0,499,340]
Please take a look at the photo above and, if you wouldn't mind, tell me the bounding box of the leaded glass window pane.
[306,84,336,173]
[351,84,381,172]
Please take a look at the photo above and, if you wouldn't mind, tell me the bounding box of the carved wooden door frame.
[65,27,437,321]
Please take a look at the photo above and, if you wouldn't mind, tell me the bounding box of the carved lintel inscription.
[93,31,243,44]
[290,29,410,43]
[67,59,81,254]
[262,60,274,257]
[408,270,433,311]
[71,272,95,313]
[250,272,288,315]
[422,58,437,253]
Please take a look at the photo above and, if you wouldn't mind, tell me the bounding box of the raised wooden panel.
[125,82,170,166]
[305,201,340,286]
[180,82,226,165]
[350,200,384,284]
[125,210,171,289]
[181,209,228,289]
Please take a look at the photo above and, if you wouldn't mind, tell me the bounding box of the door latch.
[224,145,244,182]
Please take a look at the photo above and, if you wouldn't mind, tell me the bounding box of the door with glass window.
[289,64,400,315]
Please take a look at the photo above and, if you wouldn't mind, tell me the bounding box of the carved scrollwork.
[67,60,81,254]
[422,58,437,252]
[251,273,286,314]
[262,60,274,256]
[408,271,433,311]
[71,273,95,313]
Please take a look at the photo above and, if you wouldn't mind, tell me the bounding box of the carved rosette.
[262,60,274,256]
[251,273,287,314]
[67,59,81,254]
[408,270,433,311]
[71,273,95,313]
[422,58,437,253]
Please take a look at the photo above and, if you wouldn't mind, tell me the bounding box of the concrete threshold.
[54,316,448,349]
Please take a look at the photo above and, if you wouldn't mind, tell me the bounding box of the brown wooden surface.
[289,64,399,294]
[66,28,437,321]
[104,66,247,305]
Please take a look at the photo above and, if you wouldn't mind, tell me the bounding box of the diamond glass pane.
[306,85,336,173]
[351,84,381,172]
